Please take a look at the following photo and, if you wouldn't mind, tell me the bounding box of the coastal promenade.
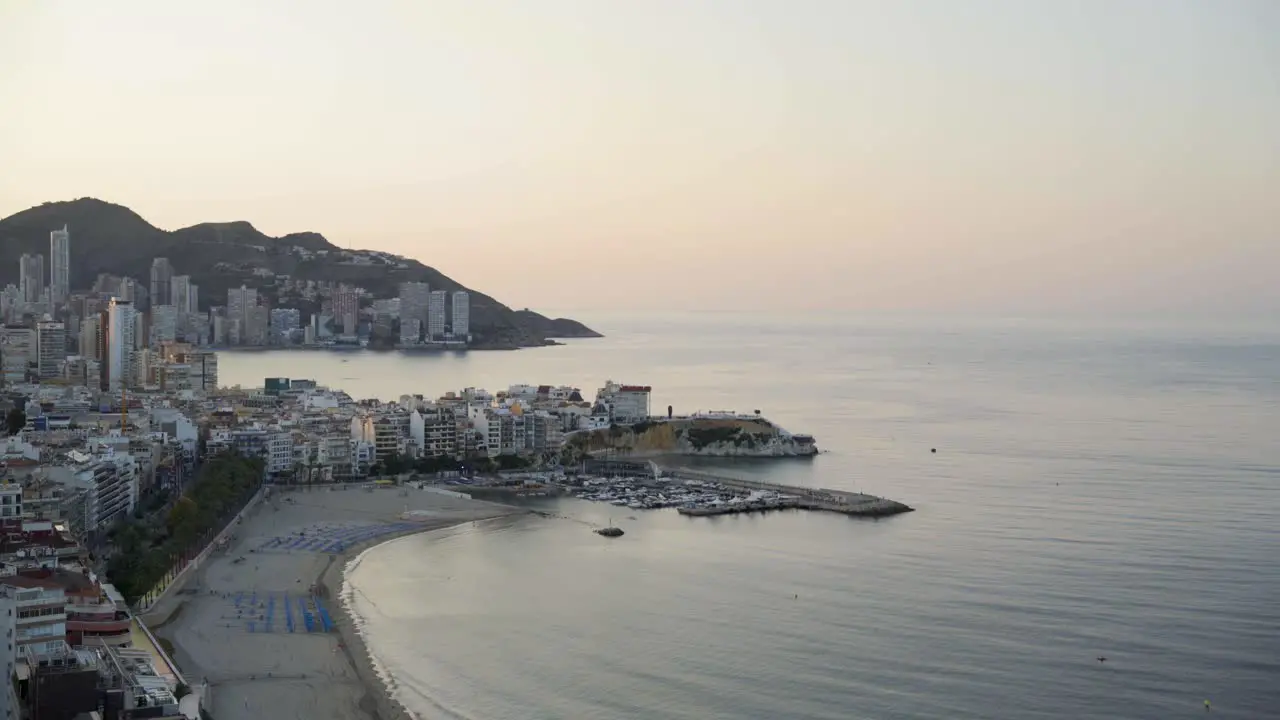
[664,468,914,518]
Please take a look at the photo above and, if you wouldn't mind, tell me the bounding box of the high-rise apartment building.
[19,254,44,304]
[150,305,178,346]
[332,286,359,336]
[35,320,66,378]
[49,225,70,305]
[246,305,269,346]
[172,275,198,314]
[79,315,101,361]
[451,290,470,339]
[119,277,138,304]
[0,325,34,385]
[0,287,17,325]
[399,282,430,322]
[161,343,220,391]
[133,309,147,351]
[399,282,430,345]
[106,298,137,391]
[400,319,421,346]
[150,258,173,308]
[226,286,258,345]
[427,290,448,339]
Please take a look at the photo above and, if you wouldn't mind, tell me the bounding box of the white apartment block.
[267,432,294,476]
[427,290,447,339]
[36,320,65,379]
[451,290,469,338]
[69,449,139,531]
[0,325,34,385]
[106,298,137,391]
[595,381,652,424]
[49,225,70,305]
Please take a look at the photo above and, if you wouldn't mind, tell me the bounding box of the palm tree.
[307,445,319,488]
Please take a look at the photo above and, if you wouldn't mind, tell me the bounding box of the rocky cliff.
[571,417,818,458]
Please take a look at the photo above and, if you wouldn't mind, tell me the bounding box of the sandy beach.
[146,484,522,720]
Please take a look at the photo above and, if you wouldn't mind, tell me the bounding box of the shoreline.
[208,337,588,353]
[317,517,497,720]
[317,527,419,720]
[154,484,523,720]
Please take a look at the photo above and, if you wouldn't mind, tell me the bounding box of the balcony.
[66,616,132,634]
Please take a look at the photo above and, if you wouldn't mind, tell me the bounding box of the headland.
[569,412,820,458]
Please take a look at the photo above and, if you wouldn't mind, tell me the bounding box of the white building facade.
[106,298,137,391]
[451,290,469,339]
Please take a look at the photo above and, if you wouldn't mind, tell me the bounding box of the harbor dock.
[666,468,914,518]
[571,461,913,518]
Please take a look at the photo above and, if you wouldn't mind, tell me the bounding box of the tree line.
[107,452,264,603]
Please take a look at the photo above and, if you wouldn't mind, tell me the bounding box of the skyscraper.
[427,290,448,339]
[106,298,137,391]
[150,258,174,308]
[19,254,45,304]
[226,286,258,345]
[399,282,430,345]
[450,290,470,339]
[49,225,70,305]
[172,275,196,314]
[332,286,359,336]
[246,305,269,346]
[150,305,178,346]
[119,277,139,303]
[80,315,101,361]
[399,282,430,322]
[36,320,66,379]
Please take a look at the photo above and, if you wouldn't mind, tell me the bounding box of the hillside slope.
[0,198,600,348]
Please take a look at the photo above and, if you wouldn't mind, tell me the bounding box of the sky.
[1,0,1277,315]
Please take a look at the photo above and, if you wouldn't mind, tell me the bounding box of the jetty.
[665,468,914,518]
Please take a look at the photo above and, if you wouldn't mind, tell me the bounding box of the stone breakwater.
[668,468,915,518]
[676,495,913,518]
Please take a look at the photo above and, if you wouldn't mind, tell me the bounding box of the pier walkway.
[662,468,913,518]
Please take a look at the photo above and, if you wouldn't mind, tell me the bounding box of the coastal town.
[0,225,906,720]
[0,349,864,720]
[2,225,475,353]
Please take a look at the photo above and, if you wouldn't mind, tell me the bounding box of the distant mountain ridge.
[0,198,600,348]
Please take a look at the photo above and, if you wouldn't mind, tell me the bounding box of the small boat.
[595,518,625,538]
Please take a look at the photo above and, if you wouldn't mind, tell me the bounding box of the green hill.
[0,198,600,349]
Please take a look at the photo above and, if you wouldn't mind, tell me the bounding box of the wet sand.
[151,484,521,720]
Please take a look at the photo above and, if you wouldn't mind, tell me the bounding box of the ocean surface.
[220,313,1280,719]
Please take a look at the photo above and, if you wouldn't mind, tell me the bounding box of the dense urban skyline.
[2,1,1276,316]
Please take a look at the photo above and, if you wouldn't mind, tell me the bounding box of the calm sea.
[220,313,1280,719]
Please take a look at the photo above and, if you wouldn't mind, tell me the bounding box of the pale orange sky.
[2,1,1277,314]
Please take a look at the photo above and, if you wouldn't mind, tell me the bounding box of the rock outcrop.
[571,416,818,458]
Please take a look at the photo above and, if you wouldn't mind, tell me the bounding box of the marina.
[560,466,913,519]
